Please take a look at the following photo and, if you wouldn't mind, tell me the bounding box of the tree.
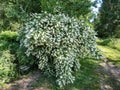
[95,0,120,37]
[41,0,93,18]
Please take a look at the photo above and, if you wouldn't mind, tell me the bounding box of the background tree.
[0,0,96,30]
[41,0,93,18]
[0,0,41,30]
[95,0,120,37]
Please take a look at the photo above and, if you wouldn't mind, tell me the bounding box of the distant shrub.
[0,50,17,86]
[0,31,18,41]
[18,12,100,87]
[98,38,120,51]
[97,38,112,46]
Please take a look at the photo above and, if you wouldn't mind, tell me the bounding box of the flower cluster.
[18,12,100,87]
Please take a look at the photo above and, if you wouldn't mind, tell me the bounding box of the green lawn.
[97,38,120,66]
[31,59,100,90]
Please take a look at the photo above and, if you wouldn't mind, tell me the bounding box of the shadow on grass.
[69,59,100,90]
[110,47,120,52]
[106,76,120,90]
[99,61,120,90]
[31,59,101,90]
[108,59,120,66]
[32,59,120,90]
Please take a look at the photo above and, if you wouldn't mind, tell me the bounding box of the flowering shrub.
[18,12,100,87]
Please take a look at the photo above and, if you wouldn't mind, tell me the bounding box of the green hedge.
[0,31,18,41]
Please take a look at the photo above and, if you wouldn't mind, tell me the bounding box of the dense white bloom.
[18,12,100,87]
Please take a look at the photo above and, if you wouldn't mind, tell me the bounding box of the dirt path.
[1,60,120,90]
[2,71,43,90]
[3,71,51,90]
[99,59,120,90]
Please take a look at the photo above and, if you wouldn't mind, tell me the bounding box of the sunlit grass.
[97,38,120,50]
[97,38,120,66]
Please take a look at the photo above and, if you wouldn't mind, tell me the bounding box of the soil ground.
[1,60,120,90]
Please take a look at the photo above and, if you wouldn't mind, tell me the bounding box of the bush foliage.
[0,50,16,86]
[0,31,18,41]
[18,12,100,87]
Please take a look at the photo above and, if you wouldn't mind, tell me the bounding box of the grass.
[69,59,100,90]
[31,59,101,90]
[97,38,120,51]
[97,38,120,66]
